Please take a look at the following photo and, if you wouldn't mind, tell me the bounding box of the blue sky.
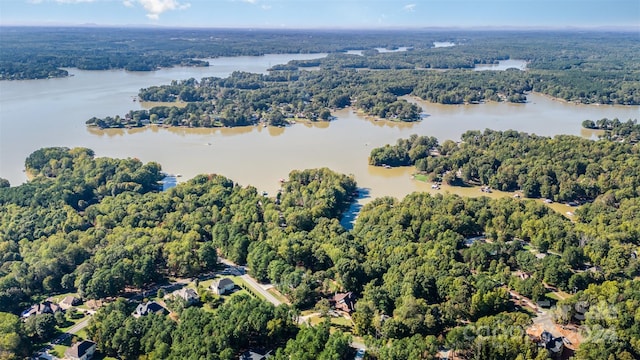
[1,0,638,28]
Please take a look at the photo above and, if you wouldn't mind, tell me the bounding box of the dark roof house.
[239,349,272,360]
[133,301,167,317]
[21,301,62,318]
[540,331,564,354]
[64,340,96,360]
[331,292,356,313]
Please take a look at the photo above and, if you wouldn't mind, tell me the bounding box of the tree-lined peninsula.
[1,130,638,359]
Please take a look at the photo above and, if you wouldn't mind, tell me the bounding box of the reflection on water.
[579,127,605,139]
[161,176,178,191]
[345,50,365,56]
[433,42,456,48]
[474,59,528,71]
[340,188,371,230]
[375,47,411,53]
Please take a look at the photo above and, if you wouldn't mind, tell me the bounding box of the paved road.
[38,314,93,359]
[217,256,284,306]
[240,273,282,306]
[66,316,91,335]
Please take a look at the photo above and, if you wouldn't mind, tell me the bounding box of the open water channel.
[0,52,638,222]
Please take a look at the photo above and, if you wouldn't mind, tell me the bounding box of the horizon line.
[1,23,639,32]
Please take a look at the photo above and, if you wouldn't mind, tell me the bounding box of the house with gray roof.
[211,278,235,295]
[133,301,167,317]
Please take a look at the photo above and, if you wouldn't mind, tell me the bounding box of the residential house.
[133,301,167,317]
[540,331,564,355]
[537,299,552,308]
[60,296,81,310]
[64,340,96,360]
[239,349,272,360]
[21,301,62,318]
[463,236,487,247]
[211,278,235,295]
[331,292,356,313]
[168,288,199,305]
[85,299,104,311]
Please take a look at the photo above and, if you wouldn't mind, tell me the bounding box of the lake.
[474,59,528,71]
[433,42,456,48]
[1,54,638,208]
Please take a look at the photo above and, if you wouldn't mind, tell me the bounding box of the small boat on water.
[176,174,182,178]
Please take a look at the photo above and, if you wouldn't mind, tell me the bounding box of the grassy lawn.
[413,173,429,182]
[309,315,325,326]
[75,328,89,340]
[51,344,69,358]
[228,276,267,301]
[307,314,354,334]
[202,302,219,313]
[229,288,259,300]
[331,316,353,327]
[267,288,289,304]
[546,289,571,301]
[197,279,215,290]
[545,292,561,301]
[51,292,80,303]
[58,313,88,332]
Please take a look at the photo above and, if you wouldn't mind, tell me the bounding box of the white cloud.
[241,0,257,3]
[122,0,134,7]
[136,0,191,19]
[403,4,416,12]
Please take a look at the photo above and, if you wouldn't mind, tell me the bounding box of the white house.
[64,340,96,360]
[168,288,199,305]
[210,278,235,295]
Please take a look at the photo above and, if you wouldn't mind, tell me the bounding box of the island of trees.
[1,132,638,359]
[68,29,638,130]
[369,129,640,203]
[582,117,640,144]
[3,28,639,109]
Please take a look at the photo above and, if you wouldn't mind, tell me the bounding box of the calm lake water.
[433,42,456,48]
[474,59,528,71]
[1,54,638,211]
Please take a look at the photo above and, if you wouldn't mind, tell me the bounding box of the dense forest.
[369,129,640,203]
[1,139,638,359]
